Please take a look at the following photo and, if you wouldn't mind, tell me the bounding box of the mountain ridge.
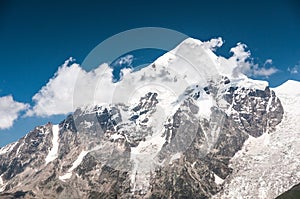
[0,37,297,198]
[0,76,286,198]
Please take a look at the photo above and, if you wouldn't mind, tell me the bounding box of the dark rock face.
[0,124,52,182]
[223,86,283,137]
[276,183,300,199]
[0,190,35,199]
[149,82,251,198]
[0,76,284,198]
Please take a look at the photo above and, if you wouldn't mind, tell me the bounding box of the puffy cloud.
[26,58,82,117]
[230,43,250,62]
[0,95,29,129]
[26,58,116,117]
[203,37,224,51]
[230,43,278,78]
[73,62,116,109]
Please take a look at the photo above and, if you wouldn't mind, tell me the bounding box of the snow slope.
[214,80,300,199]
[59,150,89,181]
[45,124,60,164]
[0,175,4,192]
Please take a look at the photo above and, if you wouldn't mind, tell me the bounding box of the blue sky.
[0,0,299,146]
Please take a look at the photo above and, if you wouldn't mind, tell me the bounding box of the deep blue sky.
[0,0,299,146]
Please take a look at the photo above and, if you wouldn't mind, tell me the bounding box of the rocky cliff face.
[0,75,285,199]
[277,183,300,199]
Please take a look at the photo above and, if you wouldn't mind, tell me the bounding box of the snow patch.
[266,90,273,113]
[0,175,5,192]
[58,172,72,181]
[169,152,181,164]
[213,172,224,185]
[195,92,213,119]
[45,124,60,164]
[16,143,24,155]
[69,150,89,172]
[225,100,235,116]
[83,120,93,128]
[191,161,197,168]
[58,146,106,182]
[110,133,124,140]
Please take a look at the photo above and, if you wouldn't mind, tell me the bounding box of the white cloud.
[117,54,134,66]
[26,58,117,117]
[203,37,224,51]
[74,62,116,109]
[230,42,251,62]
[288,63,299,74]
[26,58,82,117]
[252,67,278,76]
[264,59,273,65]
[230,43,278,78]
[25,38,279,118]
[0,95,29,129]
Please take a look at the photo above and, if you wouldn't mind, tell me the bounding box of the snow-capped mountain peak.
[154,37,235,80]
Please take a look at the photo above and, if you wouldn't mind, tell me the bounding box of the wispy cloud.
[264,59,273,65]
[288,62,299,74]
[253,67,278,77]
[0,95,29,129]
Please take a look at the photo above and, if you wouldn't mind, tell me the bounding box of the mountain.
[213,80,300,199]
[0,38,297,198]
